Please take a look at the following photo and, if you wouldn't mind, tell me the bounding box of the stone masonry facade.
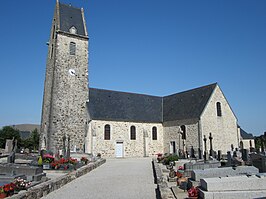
[200,85,238,154]
[40,3,88,153]
[86,120,163,157]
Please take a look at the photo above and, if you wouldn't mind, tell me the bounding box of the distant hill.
[10,124,40,132]
[9,124,40,139]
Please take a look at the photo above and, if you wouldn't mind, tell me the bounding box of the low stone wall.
[10,158,106,199]
[152,159,176,199]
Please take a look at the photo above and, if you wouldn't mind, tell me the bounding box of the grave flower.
[43,154,54,163]
[81,157,89,164]
[13,178,31,190]
[68,157,78,165]
[50,161,61,169]
[1,183,15,196]
[188,186,199,198]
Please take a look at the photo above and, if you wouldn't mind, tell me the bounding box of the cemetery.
[0,137,105,198]
[153,133,266,199]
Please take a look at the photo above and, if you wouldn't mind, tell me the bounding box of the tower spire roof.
[56,2,87,36]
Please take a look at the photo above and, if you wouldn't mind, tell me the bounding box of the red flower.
[188,186,199,197]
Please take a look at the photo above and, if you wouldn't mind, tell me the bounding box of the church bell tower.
[40,1,89,153]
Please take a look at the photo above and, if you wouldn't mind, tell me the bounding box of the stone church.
[40,1,241,158]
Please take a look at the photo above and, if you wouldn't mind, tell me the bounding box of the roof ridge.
[90,87,162,98]
[164,82,217,98]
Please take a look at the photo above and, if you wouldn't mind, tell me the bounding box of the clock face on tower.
[68,69,76,76]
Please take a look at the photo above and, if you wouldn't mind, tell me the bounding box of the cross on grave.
[190,146,196,159]
[63,135,66,157]
[66,136,71,159]
[203,135,207,161]
[209,133,214,157]
[198,148,202,159]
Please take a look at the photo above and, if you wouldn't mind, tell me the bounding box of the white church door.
[115,142,124,158]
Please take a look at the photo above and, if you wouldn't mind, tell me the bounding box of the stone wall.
[200,85,238,154]
[10,158,106,199]
[163,120,199,154]
[241,139,255,149]
[86,120,163,157]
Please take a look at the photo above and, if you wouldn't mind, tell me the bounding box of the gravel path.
[42,158,157,199]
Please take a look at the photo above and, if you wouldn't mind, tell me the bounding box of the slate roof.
[87,83,217,123]
[163,83,217,121]
[240,128,254,139]
[88,88,163,123]
[58,3,86,36]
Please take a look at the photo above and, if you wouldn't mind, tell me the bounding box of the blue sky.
[0,0,265,136]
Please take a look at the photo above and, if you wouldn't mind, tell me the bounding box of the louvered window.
[70,42,76,55]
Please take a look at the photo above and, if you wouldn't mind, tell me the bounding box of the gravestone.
[169,168,176,178]
[227,151,232,166]
[7,138,17,163]
[190,146,196,159]
[231,144,234,151]
[217,150,221,161]
[198,148,202,159]
[4,139,13,153]
[242,149,248,161]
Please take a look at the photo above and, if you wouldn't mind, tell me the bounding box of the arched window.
[69,42,76,55]
[130,126,136,140]
[216,102,222,116]
[181,125,186,140]
[104,124,110,140]
[152,127,157,140]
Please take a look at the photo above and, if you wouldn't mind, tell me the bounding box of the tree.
[20,128,40,152]
[31,128,39,151]
[0,126,22,149]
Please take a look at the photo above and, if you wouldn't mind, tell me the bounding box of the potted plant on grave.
[50,161,61,170]
[0,186,6,198]
[81,157,89,165]
[67,157,78,170]
[0,183,16,198]
[13,178,31,193]
[156,153,164,163]
[188,186,199,199]
[42,154,54,169]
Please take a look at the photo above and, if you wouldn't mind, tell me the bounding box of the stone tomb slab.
[184,160,221,172]
[191,166,259,181]
[0,163,45,181]
[200,175,266,192]
[199,189,266,199]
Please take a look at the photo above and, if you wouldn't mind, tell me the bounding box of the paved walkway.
[42,158,157,199]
